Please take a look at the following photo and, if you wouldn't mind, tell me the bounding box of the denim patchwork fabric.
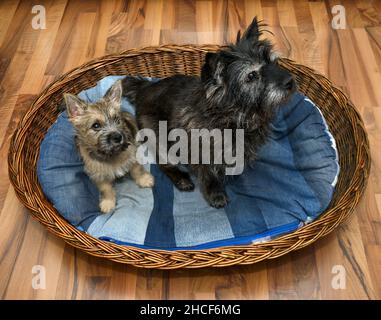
[37,76,339,249]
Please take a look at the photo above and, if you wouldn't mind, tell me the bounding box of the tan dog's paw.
[136,172,155,188]
[99,198,116,213]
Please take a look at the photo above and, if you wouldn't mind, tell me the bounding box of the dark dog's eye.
[91,122,101,130]
[247,71,259,82]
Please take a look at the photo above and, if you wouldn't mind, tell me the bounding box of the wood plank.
[168,269,227,300]
[144,0,163,46]
[0,94,36,213]
[267,255,298,299]
[364,244,381,297]
[45,0,98,75]
[354,0,381,26]
[0,189,30,298]
[62,12,97,72]
[226,0,245,43]
[87,0,115,58]
[336,29,372,110]
[291,246,321,299]
[352,28,381,106]
[314,215,375,299]
[244,0,263,23]
[308,2,330,75]
[0,0,41,146]
[195,0,215,44]
[5,221,66,299]
[19,0,67,94]
[107,264,138,299]
[105,1,148,53]
[0,0,20,48]
[277,0,297,28]
[293,0,314,34]
[314,232,350,299]
[135,269,166,299]
[336,215,376,299]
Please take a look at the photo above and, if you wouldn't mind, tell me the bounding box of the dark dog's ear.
[201,52,218,82]
[237,16,261,44]
[122,111,138,139]
[201,52,224,84]
[236,30,242,43]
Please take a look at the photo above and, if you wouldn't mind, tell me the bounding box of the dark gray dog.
[122,17,296,208]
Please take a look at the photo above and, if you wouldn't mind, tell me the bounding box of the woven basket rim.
[8,44,371,268]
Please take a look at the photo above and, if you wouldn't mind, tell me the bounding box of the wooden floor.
[0,0,380,300]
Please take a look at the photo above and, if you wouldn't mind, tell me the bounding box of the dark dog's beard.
[263,81,296,106]
[265,90,293,107]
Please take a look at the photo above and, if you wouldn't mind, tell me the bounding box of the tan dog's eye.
[91,122,101,130]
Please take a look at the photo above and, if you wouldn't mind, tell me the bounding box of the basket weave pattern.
[8,45,370,269]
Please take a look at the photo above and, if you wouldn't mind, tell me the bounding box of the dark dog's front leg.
[197,166,229,208]
[160,164,195,191]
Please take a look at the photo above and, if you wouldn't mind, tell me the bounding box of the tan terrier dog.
[64,80,154,213]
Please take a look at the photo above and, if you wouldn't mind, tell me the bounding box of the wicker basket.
[8,45,370,269]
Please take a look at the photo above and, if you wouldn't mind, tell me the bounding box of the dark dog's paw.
[174,178,195,191]
[207,191,229,208]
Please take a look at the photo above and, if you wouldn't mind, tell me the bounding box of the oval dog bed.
[8,45,370,269]
[37,76,339,249]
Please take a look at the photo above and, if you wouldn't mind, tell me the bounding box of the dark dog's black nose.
[282,75,294,90]
[109,132,123,144]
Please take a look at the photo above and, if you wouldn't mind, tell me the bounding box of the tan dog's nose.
[108,132,123,145]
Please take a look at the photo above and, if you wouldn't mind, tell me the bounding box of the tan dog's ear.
[104,80,122,110]
[64,94,87,118]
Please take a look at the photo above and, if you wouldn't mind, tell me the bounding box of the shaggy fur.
[121,17,296,208]
[64,80,154,213]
